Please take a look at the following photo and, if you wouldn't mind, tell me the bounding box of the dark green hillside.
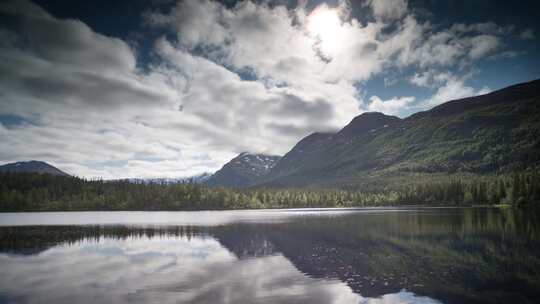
[264,112,402,186]
[258,79,540,188]
[268,132,334,180]
[2,80,540,211]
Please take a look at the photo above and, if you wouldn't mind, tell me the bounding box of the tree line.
[0,172,539,211]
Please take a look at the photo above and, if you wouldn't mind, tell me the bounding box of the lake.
[0,207,539,304]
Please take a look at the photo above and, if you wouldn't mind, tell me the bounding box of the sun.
[307,6,342,57]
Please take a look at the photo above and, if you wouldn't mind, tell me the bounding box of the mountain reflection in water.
[0,207,539,304]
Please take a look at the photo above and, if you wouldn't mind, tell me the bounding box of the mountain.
[0,161,69,176]
[334,112,401,141]
[267,112,401,185]
[255,79,540,188]
[186,172,213,183]
[127,172,212,184]
[206,153,281,188]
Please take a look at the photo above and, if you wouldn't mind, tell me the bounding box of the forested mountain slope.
[256,79,540,188]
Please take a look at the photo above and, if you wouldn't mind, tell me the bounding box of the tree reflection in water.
[0,207,539,304]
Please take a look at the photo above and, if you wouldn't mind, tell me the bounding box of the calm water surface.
[0,207,539,304]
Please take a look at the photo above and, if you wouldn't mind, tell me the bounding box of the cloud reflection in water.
[0,235,440,304]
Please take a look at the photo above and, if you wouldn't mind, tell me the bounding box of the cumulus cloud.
[368,0,408,21]
[379,17,513,70]
[408,71,491,109]
[146,0,229,49]
[422,74,491,107]
[468,35,500,59]
[0,0,524,178]
[367,96,416,116]
[0,0,220,178]
[409,71,434,88]
[152,37,344,153]
[450,22,513,36]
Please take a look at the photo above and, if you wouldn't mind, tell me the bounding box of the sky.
[0,0,539,179]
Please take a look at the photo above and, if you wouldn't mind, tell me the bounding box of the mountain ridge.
[252,78,540,188]
[206,153,281,188]
[0,161,69,176]
[5,79,539,190]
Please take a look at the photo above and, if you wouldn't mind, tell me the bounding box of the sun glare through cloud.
[307,5,344,58]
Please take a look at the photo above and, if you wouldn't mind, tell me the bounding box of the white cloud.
[450,22,513,36]
[380,18,508,69]
[422,74,490,107]
[0,0,221,178]
[409,71,433,88]
[368,0,408,21]
[367,96,416,116]
[146,0,229,49]
[468,35,500,59]
[0,0,522,178]
[408,71,491,110]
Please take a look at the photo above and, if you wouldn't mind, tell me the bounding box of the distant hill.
[249,79,540,188]
[0,161,69,176]
[128,172,212,184]
[206,153,281,188]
